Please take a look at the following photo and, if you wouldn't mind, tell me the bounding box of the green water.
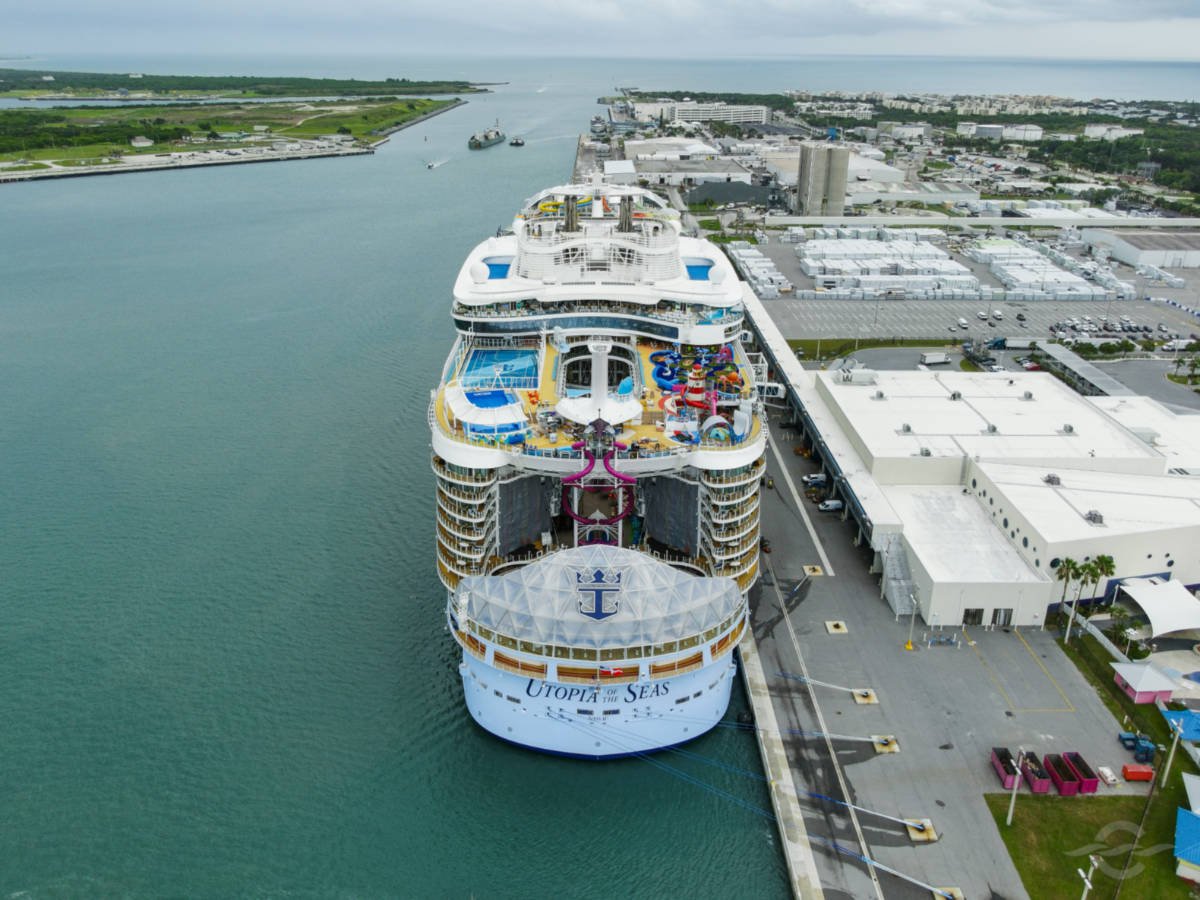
[0,72,786,897]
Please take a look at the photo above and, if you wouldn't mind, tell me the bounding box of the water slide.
[560,442,635,525]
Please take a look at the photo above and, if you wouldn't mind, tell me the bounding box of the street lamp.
[1161,717,1185,791]
[1006,747,1025,826]
[1078,853,1101,900]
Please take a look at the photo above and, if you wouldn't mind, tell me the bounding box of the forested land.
[0,68,480,97]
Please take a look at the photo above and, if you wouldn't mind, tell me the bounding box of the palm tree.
[1188,356,1199,386]
[1092,554,1116,606]
[1066,560,1098,644]
[1056,557,1079,609]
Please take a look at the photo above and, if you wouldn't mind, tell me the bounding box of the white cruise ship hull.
[459,653,737,759]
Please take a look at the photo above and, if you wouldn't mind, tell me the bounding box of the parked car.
[801,473,827,487]
[1015,313,1027,321]
[977,311,989,320]
[817,499,843,513]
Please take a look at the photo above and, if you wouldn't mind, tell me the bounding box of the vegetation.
[1045,629,1199,898]
[631,90,794,113]
[0,98,456,160]
[0,67,479,98]
[985,792,1188,900]
[785,337,956,360]
[696,218,722,231]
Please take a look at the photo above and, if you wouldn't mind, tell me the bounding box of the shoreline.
[369,96,467,146]
[0,97,468,184]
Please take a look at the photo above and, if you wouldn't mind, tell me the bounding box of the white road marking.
[768,424,836,576]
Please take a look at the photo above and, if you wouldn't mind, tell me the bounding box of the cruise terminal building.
[743,288,1200,629]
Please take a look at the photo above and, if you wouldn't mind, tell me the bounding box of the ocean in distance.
[0,51,1190,898]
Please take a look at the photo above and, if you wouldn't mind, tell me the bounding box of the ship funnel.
[564,195,579,232]
[618,195,633,233]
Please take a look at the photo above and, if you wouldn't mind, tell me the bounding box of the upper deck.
[451,182,744,344]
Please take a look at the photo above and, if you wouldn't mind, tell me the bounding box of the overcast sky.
[7,0,1200,61]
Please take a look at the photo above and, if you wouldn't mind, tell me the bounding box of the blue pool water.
[686,264,713,281]
[483,256,513,279]
[462,348,539,387]
[464,389,517,409]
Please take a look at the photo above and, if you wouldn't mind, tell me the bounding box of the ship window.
[679,635,700,650]
[553,645,570,659]
[497,634,517,649]
[494,690,503,698]
[603,709,620,716]
[626,646,643,658]
[576,709,594,716]
[675,696,689,705]
[519,641,542,655]
[571,647,598,660]
[505,696,520,704]
[693,691,702,699]
[653,641,678,654]
[600,648,624,661]
[477,626,493,640]
[703,627,721,640]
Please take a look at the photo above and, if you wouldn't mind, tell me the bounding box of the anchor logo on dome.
[577,569,621,620]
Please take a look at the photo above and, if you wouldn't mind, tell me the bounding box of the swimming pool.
[461,348,540,388]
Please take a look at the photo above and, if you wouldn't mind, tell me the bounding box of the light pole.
[1078,853,1101,900]
[1161,718,1185,791]
[1006,747,1025,826]
[905,592,918,651]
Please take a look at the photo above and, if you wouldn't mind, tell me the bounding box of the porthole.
[1168,560,1175,568]
[971,478,977,488]
[1035,559,1041,568]
[1023,537,1029,548]
[989,498,994,506]
[1050,558,1061,569]
[1003,518,1009,528]
[1011,531,1016,539]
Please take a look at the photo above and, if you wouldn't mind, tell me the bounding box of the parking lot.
[752,236,1200,343]
[752,415,1154,900]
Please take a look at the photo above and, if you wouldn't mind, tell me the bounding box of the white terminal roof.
[1088,395,1200,472]
[455,546,742,649]
[886,485,1047,585]
[817,370,1161,472]
[976,461,1200,544]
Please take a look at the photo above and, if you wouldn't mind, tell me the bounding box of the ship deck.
[433,336,761,456]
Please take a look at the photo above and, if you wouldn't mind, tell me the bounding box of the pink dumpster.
[1045,753,1080,796]
[1022,753,1052,794]
[991,747,1018,789]
[1063,752,1100,794]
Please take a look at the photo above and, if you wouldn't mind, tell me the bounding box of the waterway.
[0,60,786,898]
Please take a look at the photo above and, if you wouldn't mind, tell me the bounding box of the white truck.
[919,351,951,365]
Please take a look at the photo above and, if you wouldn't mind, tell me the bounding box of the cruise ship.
[431,178,769,758]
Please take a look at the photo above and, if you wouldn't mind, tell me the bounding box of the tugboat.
[468,121,505,150]
[509,136,525,147]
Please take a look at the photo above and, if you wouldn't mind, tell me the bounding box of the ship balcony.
[451,299,743,334]
[700,457,766,487]
[711,552,759,585]
[437,531,492,563]
[435,490,494,523]
[431,456,498,487]
[704,516,760,544]
[437,516,495,545]
[704,527,761,562]
[705,495,760,525]
[435,481,494,505]
[437,547,487,582]
[703,482,759,505]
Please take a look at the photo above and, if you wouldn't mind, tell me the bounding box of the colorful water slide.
[560,442,635,525]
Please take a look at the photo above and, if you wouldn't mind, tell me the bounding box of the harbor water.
[0,60,787,898]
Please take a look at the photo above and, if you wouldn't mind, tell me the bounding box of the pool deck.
[435,339,758,454]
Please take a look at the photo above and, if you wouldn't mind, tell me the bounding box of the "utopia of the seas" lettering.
[524,679,671,703]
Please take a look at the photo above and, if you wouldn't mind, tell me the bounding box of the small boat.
[509,137,525,147]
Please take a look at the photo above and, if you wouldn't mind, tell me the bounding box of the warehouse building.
[1081,230,1200,268]
[741,285,1200,630]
